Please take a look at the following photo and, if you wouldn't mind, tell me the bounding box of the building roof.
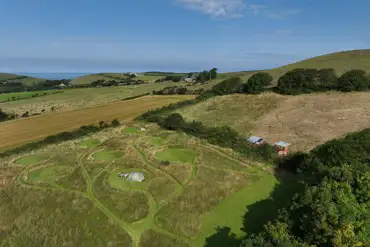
[274,141,290,147]
[247,136,264,144]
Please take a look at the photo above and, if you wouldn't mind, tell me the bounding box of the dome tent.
[127,172,145,182]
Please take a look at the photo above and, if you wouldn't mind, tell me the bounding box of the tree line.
[243,68,370,95]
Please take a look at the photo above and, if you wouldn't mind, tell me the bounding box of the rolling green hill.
[70,73,167,85]
[233,49,370,82]
[0,73,45,85]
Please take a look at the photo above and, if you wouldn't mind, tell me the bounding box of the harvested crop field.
[0,95,193,151]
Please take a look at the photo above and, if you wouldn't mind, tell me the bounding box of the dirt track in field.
[0,95,193,151]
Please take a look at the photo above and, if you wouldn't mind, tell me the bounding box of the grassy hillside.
[0,73,45,85]
[175,91,370,152]
[0,81,188,115]
[70,73,166,85]
[230,49,370,83]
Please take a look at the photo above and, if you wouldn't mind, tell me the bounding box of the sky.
[0,0,369,73]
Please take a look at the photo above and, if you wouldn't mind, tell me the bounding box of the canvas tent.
[127,172,145,182]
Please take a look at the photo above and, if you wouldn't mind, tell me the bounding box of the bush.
[337,69,370,92]
[162,113,185,130]
[160,160,170,166]
[111,119,121,127]
[243,72,273,94]
[276,68,339,95]
[211,77,243,95]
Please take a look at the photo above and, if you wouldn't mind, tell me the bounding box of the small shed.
[127,172,145,182]
[274,141,290,156]
[247,136,264,145]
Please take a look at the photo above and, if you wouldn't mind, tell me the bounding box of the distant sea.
[16,73,90,80]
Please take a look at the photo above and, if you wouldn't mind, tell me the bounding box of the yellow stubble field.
[0,95,193,151]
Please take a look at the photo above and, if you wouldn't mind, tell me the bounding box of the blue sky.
[0,0,369,73]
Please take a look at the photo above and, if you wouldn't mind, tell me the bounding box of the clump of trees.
[274,68,370,95]
[91,79,145,87]
[196,68,218,83]
[153,86,189,95]
[337,69,370,92]
[275,68,338,95]
[243,72,273,94]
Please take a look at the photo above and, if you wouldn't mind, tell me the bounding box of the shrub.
[211,77,243,95]
[111,119,121,127]
[160,160,170,166]
[317,68,338,90]
[243,72,273,94]
[162,113,185,130]
[276,68,338,95]
[337,69,370,92]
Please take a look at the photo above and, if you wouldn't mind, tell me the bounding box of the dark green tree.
[318,68,338,90]
[211,77,243,95]
[111,119,120,127]
[209,68,218,80]
[162,113,185,130]
[337,70,370,92]
[243,72,273,94]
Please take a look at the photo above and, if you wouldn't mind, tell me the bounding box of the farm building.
[182,73,199,83]
[127,172,145,182]
[247,136,264,145]
[274,141,290,156]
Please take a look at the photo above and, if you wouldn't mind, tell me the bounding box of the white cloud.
[177,0,301,20]
[177,0,246,18]
[266,8,301,19]
[249,4,265,16]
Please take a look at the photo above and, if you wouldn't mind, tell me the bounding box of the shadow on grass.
[204,227,240,247]
[203,170,304,247]
[241,171,304,235]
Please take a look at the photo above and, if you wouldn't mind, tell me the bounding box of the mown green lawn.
[14,154,46,166]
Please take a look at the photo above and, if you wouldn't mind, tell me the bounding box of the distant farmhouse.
[182,73,199,83]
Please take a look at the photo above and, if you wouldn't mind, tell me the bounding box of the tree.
[98,120,105,128]
[111,119,120,127]
[337,70,370,92]
[162,113,185,130]
[209,68,218,80]
[243,72,273,94]
[197,70,211,83]
[211,77,243,95]
[288,179,369,247]
[318,68,338,90]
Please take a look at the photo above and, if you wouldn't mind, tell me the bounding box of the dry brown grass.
[177,93,284,135]
[0,95,194,151]
[253,92,370,151]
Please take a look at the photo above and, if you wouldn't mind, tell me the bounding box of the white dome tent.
[127,172,145,182]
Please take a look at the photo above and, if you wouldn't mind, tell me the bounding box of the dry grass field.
[0,95,193,151]
[0,82,186,115]
[176,92,370,152]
